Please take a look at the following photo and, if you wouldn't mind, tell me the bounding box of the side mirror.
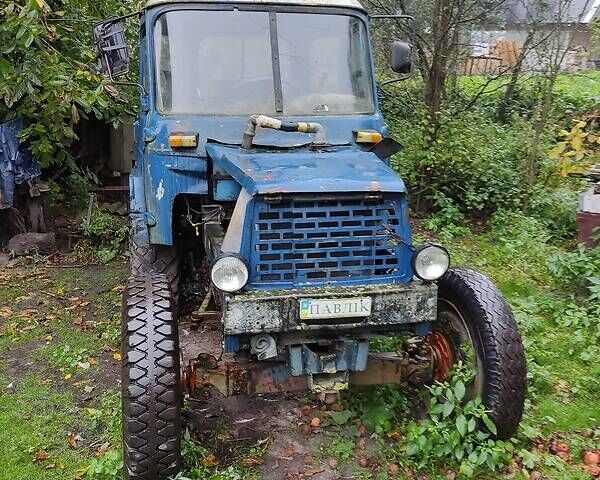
[390,41,412,74]
[93,18,130,79]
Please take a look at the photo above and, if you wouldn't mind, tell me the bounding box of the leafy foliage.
[382,73,600,233]
[80,210,128,263]
[85,450,123,480]
[402,363,515,477]
[0,0,136,193]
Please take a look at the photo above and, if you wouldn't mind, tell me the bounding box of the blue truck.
[93,1,527,478]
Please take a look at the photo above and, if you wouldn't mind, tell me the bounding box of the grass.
[0,220,598,479]
[0,262,128,480]
[0,373,90,479]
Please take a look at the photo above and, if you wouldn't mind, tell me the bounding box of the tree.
[0,0,136,190]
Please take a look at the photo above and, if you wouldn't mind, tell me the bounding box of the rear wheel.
[121,273,182,480]
[432,268,527,439]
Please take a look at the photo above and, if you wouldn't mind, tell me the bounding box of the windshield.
[153,10,375,116]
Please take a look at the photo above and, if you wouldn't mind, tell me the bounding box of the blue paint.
[415,322,431,336]
[213,179,242,201]
[205,144,406,196]
[129,3,415,296]
[241,193,413,289]
[287,341,369,376]
[0,119,40,208]
[224,335,240,353]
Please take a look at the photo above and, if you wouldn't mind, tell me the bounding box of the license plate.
[299,297,372,320]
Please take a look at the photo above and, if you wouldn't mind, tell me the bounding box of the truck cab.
[92,1,527,478]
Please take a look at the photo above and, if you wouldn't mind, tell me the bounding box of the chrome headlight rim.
[412,244,450,282]
[210,254,249,293]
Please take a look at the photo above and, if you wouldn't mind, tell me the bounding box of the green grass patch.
[0,373,92,479]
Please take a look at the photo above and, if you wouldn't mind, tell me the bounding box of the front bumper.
[223,281,438,335]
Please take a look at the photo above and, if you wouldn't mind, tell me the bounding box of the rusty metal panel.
[223,282,437,335]
[188,352,432,399]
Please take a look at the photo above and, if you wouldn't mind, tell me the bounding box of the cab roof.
[144,0,365,11]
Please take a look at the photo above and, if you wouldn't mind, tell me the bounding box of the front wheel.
[432,268,527,439]
[121,273,182,480]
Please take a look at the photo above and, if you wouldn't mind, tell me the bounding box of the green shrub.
[528,186,579,241]
[387,110,534,216]
[402,362,515,477]
[547,244,600,292]
[80,210,128,263]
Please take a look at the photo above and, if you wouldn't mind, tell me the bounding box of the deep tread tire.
[130,237,180,302]
[437,268,527,439]
[121,273,182,480]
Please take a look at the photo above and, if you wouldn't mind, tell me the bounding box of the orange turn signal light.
[355,130,383,144]
[169,134,198,148]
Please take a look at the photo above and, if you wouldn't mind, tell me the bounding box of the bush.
[402,362,515,478]
[386,109,535,217]
[80,210,128,263]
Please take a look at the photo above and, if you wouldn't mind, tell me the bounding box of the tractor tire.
[130,237,180,303]
[435,268,527,439]
[121,273,182,480]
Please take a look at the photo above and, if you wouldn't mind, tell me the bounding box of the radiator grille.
[247,195,410,288]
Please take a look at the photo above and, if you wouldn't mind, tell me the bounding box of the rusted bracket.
[184,351,433,399]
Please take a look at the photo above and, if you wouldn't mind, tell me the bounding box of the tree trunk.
[497,30,534,124]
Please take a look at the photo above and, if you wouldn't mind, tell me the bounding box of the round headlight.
[412,245,450,281]
[211,256,249,293]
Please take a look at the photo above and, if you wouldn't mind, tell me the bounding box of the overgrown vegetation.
[80,210,128,263]
[0,0,136,197]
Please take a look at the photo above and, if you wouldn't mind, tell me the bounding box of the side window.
[154,15,172,111]
[140,21,149,96]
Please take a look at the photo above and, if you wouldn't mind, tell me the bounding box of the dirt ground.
[0,258,386,480]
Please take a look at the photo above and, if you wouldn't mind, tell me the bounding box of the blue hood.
[205,144,406,196]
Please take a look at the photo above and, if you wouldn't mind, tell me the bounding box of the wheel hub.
[429,331,455,381]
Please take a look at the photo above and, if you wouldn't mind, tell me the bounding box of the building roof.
[144,0,365,11]
[505,0,600,24]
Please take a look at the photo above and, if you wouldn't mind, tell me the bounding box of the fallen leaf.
[553,380,568,392]
[113,353,122,362]
[584,451,600,465]
[67,433,82,448]
[33,450,50,462]
[88,357,98,366]
[300,405,312,417]
[64,373,72,380]
[202,454,218,467]
[243,457,263,467]
[283,444,295,458]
